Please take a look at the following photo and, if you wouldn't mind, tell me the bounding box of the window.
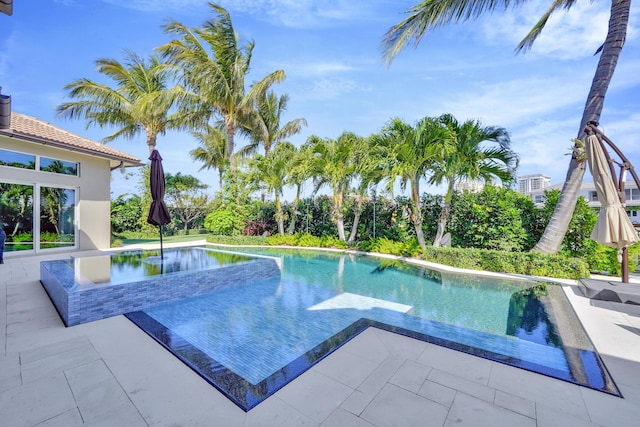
[0,182,76,252]
[0,148,35,170]
[0,182,34,252]
[589,191,599,202]
[40,187,76,249]
[40,157,78,176]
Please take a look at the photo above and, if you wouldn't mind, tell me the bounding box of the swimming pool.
[125,247,618,411]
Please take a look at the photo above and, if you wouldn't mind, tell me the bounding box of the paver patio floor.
[1,250,639,426]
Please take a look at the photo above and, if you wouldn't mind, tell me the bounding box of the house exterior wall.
[0,136,111,251]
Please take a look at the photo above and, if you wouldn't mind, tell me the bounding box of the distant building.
[527,179,640,227]
[518,174,552,197]
[455,179,484,193]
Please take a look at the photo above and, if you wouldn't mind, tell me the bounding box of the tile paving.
[1,250,639,426]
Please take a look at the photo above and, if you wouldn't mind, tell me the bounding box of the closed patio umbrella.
[585,133,638,280]
[147,149,171,260]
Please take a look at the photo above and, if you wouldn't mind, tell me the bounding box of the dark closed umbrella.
[147,149,171,259]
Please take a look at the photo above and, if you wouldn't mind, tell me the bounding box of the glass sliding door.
[0,182,35,252]
[39,187,76,249]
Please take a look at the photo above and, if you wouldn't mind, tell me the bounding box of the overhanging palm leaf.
[57,51,183,153]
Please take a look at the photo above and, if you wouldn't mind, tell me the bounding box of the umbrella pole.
[159,225,164,261]
[622,247,629,283]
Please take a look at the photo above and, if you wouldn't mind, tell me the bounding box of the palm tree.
[308,132,365,242]
[189,124,229,193]
[249,142,296,235]
[159,2,285,170]
[57,51,182,155]
[240,91,307,157]
[286,142,314,234]
[382,0,632,254]
[430,114,518,247]
[347,136,382,245]
[373,117,453,250]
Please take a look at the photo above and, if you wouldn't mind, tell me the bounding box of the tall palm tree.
[249,142,296,235]
[382,0,632,254]
[373,117,453,250]
[57,51,184,155]
[430,114,518,247]
[159,2,285,170]
[286,142,314,234]
[240,91,307,157]
[189,124,229,193]
[308,131,365,242]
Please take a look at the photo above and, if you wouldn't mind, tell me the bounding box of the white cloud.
[439,72,590,129]
[215,0,386,28]
[482,1,612,60]
[305,77,358,100]
[278,61,358,77]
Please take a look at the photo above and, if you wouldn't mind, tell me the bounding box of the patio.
[1,250,640,426]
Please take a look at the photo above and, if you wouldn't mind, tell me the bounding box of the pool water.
[68,247,253,286]
[125,247,618,411]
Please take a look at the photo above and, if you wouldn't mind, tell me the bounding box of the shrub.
[206,235,267,246]
[420,246,589,279]
[204,207,244,236]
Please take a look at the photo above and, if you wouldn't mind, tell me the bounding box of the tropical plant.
[57,51,183,154]
[430,114,518,246]
[286,142,314,234]
[248,142,296,235]
[307,131,366,242]
[190,124,229,192]
[159,2,285,170]
[372,117,452,249]
[240,91,307,157]
[164,173,210,232]
[382,0,632,254]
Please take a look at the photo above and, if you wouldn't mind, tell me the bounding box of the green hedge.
[203,233,590,280]
[206,235,268,246]
[420,246,589,280]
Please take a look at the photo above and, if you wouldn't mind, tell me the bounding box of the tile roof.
[0,112,142,164]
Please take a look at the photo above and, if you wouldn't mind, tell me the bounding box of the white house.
[0,111,142,257]
[526,179,640,227]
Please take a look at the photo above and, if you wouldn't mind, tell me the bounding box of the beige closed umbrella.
[586,133,638,278]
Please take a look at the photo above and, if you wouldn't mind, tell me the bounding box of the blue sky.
[1,0,639,200]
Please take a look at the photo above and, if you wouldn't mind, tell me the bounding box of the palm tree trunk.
[276,192,285,235]
[410,180,426,250]
[433,181,455,247]
[347,195,363,245]
[146,131,157,155]
[287,184,301,234]
[533,0,630,254]
[334,191,346,241]
[225,117,236,170]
